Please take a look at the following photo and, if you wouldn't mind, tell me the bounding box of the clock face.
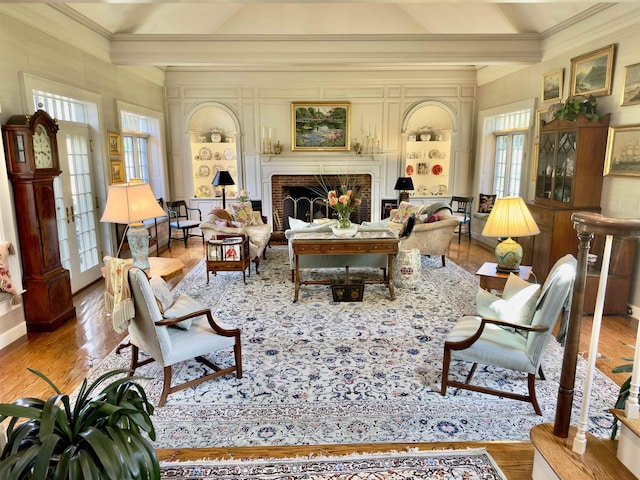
[33,124,54,169]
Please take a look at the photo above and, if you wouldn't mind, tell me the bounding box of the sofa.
[387,201,459,266]
[199,205,271,274]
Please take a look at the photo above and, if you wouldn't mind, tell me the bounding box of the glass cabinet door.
[536,133,555,200]
[554,132,576,203]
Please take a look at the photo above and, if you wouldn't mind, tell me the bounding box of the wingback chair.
[127,267,242,406]
[441,254,576,414]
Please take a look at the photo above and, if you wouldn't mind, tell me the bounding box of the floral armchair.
[387,201,460,266]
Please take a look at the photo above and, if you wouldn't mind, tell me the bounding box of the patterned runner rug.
[91,246,618,448]
[159,448,507,479]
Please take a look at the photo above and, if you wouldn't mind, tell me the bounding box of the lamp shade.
[212,170,235,187]
[394,177,414,191]
[100,183,166,225]
[481,196,540,238]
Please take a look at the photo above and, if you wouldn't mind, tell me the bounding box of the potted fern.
[0,368,159,479]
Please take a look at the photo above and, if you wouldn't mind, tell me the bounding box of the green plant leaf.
[79,426,126,477]
[32,433,60,480]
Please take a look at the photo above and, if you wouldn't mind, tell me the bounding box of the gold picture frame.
[542,69,563,103]
[291,102,350,152]
[110,160,125,184]
[570,44,615,97]
[531,143,539,182]
[534,107,547,141]
[604,124,640,177]
[108,132,121,156]
[621,62,640,106]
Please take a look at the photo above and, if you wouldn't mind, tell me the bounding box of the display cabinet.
[191,135,239,200]
[521,113,611,280]
[404,131,452,199]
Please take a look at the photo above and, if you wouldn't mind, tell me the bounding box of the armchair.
[127,267,242,406]
[388,204,459,267]
[450,196,473,243]
[167,200,204,247]
[441,254,576,414]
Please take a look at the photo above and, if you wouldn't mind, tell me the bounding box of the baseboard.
[0,320,27,350]
[629,304,640,320]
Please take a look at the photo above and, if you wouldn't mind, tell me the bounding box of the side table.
[476,262,533,292]
[206,235,251,284]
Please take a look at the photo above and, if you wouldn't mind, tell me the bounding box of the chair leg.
[159,366,173,407]
[465,363,478,384]
[234,341,243,379]
[441,345,451,395]
[528,372,542,415]
[441,255,446,267]
[538,366,546,381]
[183,229,188,248]
[129,345,139,376]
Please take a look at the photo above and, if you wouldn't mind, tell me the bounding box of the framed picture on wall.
[291,102,350,152]
[542,69,563,103]
[108,132,121,156]
[621,63,640,106]
[604,124,640,177]
[110,160,125,184]
[569,44,615,97]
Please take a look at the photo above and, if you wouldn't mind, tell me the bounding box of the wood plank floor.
[1,236,636,479]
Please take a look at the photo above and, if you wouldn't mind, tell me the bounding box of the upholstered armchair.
[387,202,460,266]
[441,254,576,414]
[127,267,242,406]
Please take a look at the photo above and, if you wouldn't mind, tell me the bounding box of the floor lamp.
[212,170,235,209]
[100,182,166,269]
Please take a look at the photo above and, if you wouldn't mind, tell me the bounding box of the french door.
[54,122,103,292]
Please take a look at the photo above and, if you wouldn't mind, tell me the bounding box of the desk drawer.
[295,244,323,253]
[368,244,397,253]
[324,244,368,254]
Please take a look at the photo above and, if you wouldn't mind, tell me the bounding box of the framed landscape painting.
[570,44,615,97]
[542,69,563,103]
[291,102,350,152]
[604,124,640,177]
[621,63,640,106]
[108,131,121,155]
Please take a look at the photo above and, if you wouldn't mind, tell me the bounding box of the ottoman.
[394,248,422,289]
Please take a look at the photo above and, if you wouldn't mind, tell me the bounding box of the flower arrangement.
[326,184,362,228]
[236,189,250,202]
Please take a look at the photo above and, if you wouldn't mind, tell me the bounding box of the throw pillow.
[288,217,311,230]
[426,213,440,223]
[390,202,418,224]
[476,273,541,330]
[211,208,233,222]
[478,194,496,213]
[162,293,204,330]
[230,201,254,225]
[149,276,174,314]
[399,213,416,238]
[0,260,18,296]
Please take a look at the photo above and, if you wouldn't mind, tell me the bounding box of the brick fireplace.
[271,174,372,232]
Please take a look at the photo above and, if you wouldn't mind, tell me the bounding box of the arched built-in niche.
[401,101,457,199]
[184,102,243,201]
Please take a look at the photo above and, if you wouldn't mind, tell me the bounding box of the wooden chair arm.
[445,315,549,351]
[155,308,241,337]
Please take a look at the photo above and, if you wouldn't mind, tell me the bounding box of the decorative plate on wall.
[406,165,414,176]
[199,147,212,160]
[198,165,210,178]
[432,164,443,175]
[198,185,211,196]
[224,148,234,160]
[429,149,439,159]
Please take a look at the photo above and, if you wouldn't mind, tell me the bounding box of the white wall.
[0,12,166,345]
[476,20,640,313]
[164,68,478,223]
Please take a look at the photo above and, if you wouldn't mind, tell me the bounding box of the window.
[494,131,526,197]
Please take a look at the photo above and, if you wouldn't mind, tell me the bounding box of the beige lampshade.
[481,196,540,238]
[100,182,165,225]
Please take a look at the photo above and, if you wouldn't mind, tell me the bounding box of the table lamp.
[394,176,414,203]
[481,196,540,273]
[212,170,235,209]
[100,182,166,269]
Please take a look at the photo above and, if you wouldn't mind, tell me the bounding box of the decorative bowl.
[331,225,358,238]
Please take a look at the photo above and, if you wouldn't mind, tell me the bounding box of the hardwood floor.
[1,236,636,479]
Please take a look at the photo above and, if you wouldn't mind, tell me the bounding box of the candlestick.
[269,128,272,140]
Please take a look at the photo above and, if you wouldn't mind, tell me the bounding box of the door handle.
[66,207,71,224]
[70,205,75,222]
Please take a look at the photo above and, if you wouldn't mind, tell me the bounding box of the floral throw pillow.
[390,202,418,224]
[478,194,496,213]
[231,201,254,225]
[0,260,19,296]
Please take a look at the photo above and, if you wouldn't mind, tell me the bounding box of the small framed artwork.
[621,63,640,106]
[570,44,615,97]
[108,132,121,156]
[381,199,398,220]
[417,162,428,175]
[542,69,563,103]
[604,124,640,177]
[535,107,548,141]
[291,102,350,152]
[110,160,125,184]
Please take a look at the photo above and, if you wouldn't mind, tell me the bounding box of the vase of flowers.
[326,184,361,237]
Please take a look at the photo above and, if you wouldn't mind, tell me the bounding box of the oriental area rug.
[159,448,507,479]
[90,246,619,448]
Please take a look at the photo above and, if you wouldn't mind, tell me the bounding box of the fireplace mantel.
[260,153,381,163]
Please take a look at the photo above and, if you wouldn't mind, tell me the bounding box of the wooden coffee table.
[291,231,399,302]
[206,235,251,284]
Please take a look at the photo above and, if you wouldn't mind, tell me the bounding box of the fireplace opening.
[272,174,372,232]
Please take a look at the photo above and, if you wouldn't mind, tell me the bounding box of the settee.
[199,206,271,274]
[387,201,459,266]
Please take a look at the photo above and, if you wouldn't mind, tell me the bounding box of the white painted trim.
[0,321,27,351]
[532,449,560,480]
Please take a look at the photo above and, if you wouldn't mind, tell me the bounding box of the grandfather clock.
[2,109,76,331]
